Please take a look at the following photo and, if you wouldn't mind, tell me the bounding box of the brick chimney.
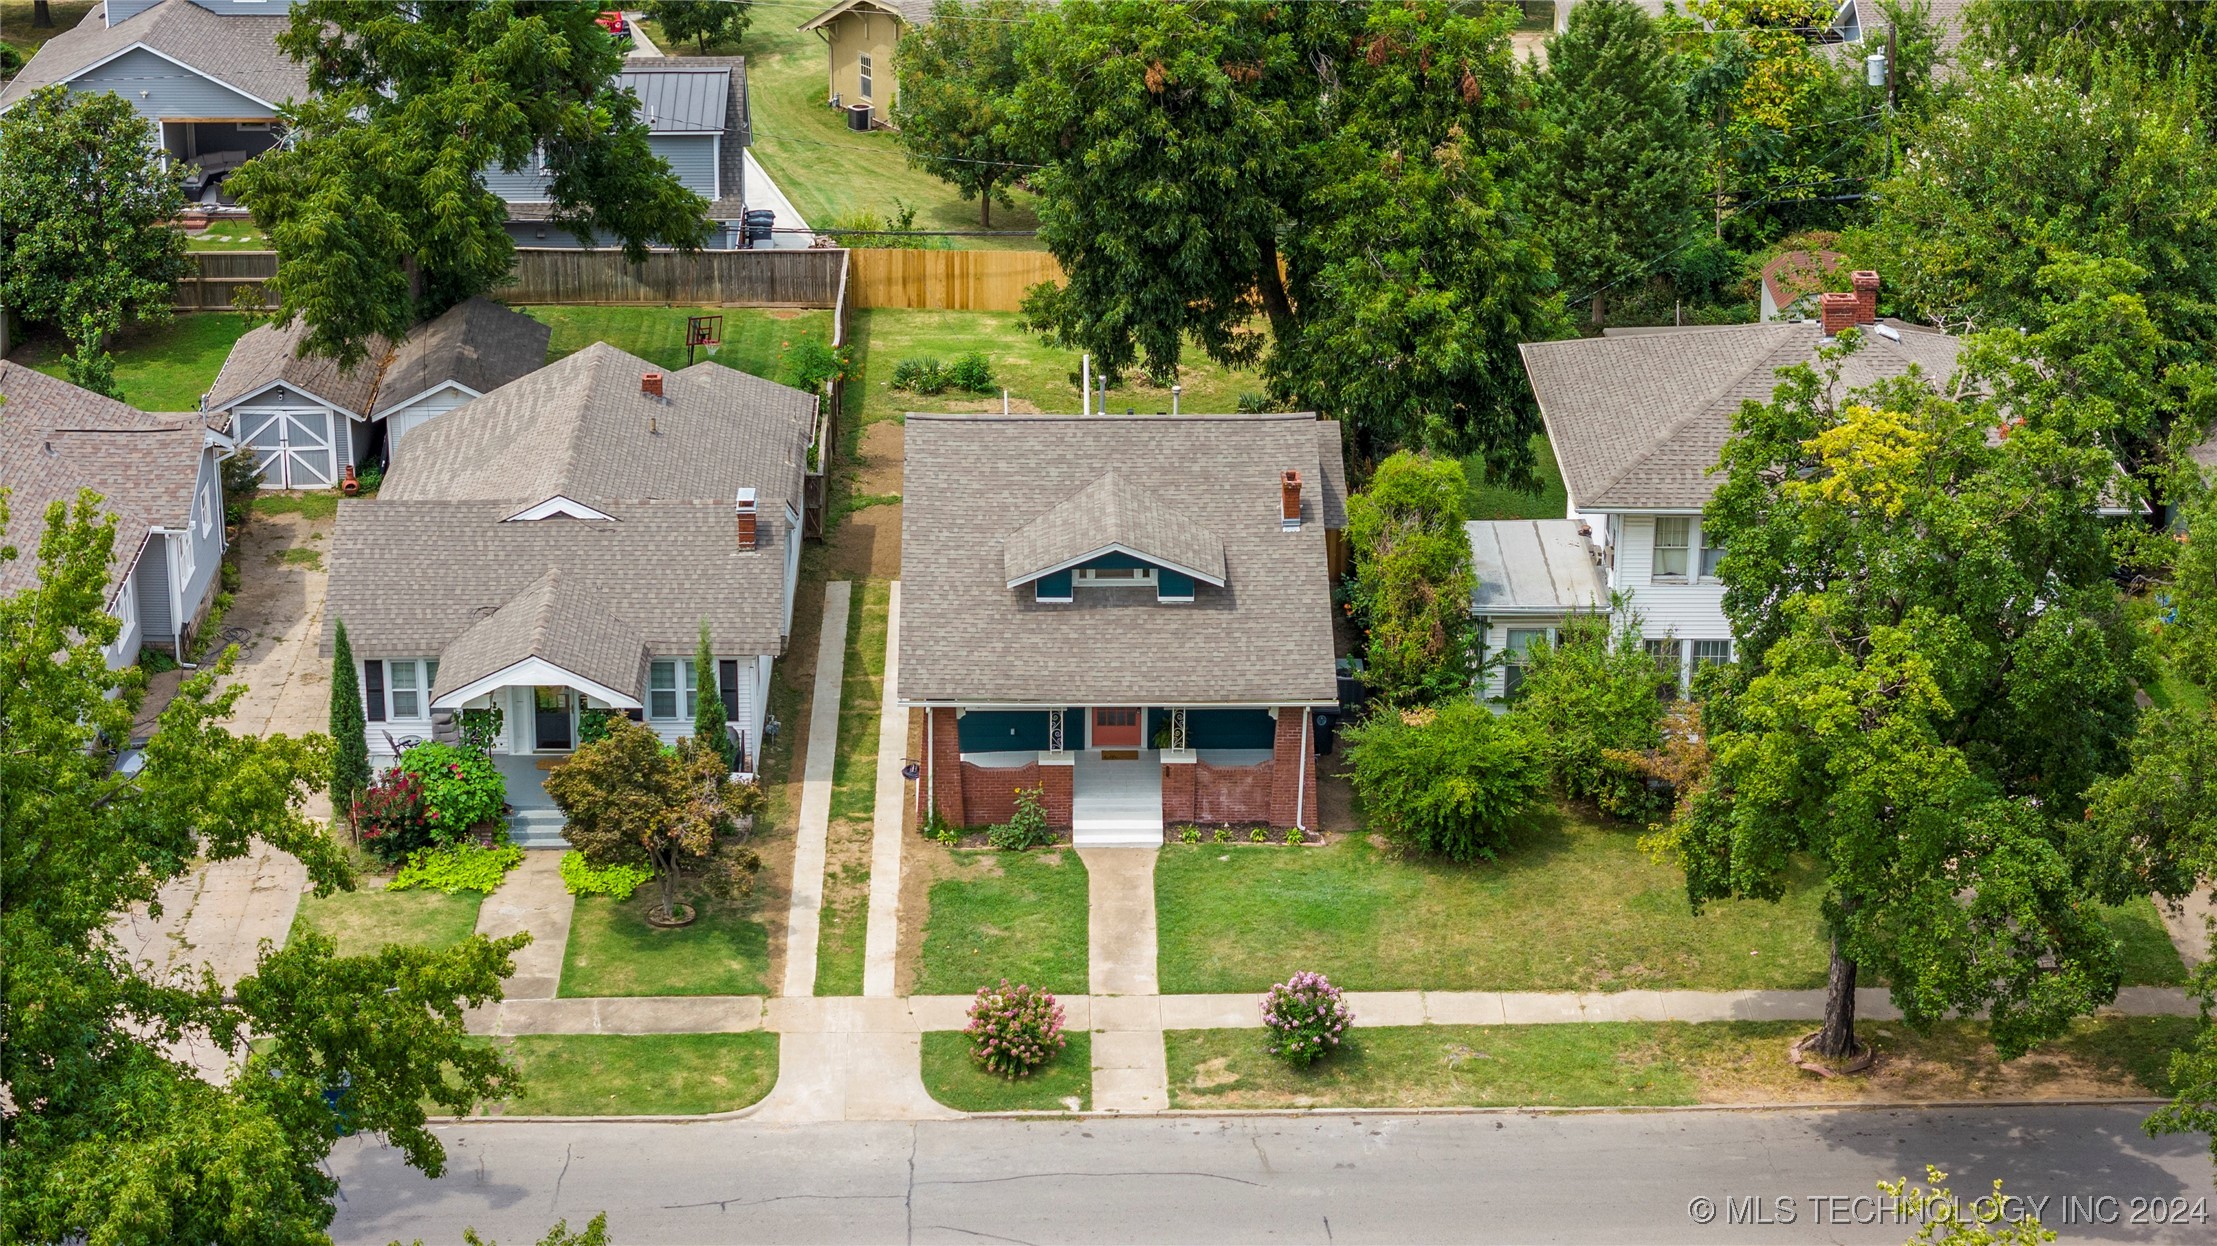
[1851,270,1880,325]
[1819,291,1861,339]
[735,487,758,550]
[642,371,664,398]
[1280,470,1302,531]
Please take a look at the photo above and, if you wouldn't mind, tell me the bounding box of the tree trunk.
[33,0,54,27]
[1814,934,1858,1059]
[654,846,677,921]
[1590,290,1606,326]
[1256,234,1299,347]
[980,186,993,229]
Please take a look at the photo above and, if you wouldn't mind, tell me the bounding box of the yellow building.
[799,0,924,126]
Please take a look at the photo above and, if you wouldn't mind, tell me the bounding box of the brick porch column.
[1037,751,1074,829]
[1267,707,1318,830]
[1160,748,1196,825]
[928,707,966,828]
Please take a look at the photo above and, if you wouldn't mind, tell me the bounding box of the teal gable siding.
[1157,569,1195,600]
[1035,570,1072,602]
[1186,709,1275,749]
[649,134,718,198]
[68,47,277,118]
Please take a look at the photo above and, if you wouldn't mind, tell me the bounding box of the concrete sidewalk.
[781,581,851,997]
[474,851,573,1000]
[861,582,904,996]
[1078,848,1168,1112]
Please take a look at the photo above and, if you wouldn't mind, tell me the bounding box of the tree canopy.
[543,716,761,923]
[0,491,522,1245]
[1343,450,1478,707]
[0,85,189,396]
[231,0,711,368]
[645,0,751,54]
[894,0,1039,227]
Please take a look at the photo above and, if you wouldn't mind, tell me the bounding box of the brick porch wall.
[1161,759,1196,824]
[1039,760,1074,829]
[927,707,964,827]
[1195,760,1274,824]
[1268,707,1320,829]
[961,759,1040,827]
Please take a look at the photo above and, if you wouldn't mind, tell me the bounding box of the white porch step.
[1073,821,1164,848]
[505,807,569,850]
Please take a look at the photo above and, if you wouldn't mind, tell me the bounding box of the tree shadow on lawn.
[559,888,771,998]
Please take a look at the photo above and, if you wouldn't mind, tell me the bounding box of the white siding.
[1611,513,1732,644]
[104,573,143,670]
[383,384,474,449]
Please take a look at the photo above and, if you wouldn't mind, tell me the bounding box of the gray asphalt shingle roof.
[1002,470,1227,587]
[207,320,392,418]
[0,0,306,113]
[428,568,649,703]
[1522,320,1964,512]
[373,298,551,416]
[899,413,1345,707]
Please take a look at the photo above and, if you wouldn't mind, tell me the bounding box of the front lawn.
[520,304,831,382]
[1165,1016,2196,1111]
[481,1033,778,1116]
[921,1030,1092,1113]
[289,885,482,959]
[815,579,893,996]
[559,890,771,998]
[2106,895,2190,986]
[11,312,252,412]
[915,848,1089,997]
[849,309,1268,427]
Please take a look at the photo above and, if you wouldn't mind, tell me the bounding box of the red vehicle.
[596,11,628,36]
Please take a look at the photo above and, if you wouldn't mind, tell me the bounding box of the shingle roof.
[1759,249,1843,313]
[1002,470,1227,587]
[1522,319,1965,512]
[799,0,934,33]
[207,320,392,418]
[0,0,306,113]
[323,344,817,675]
[373,298,551,416]
[1466,520,1606,615]
[428,568,649,704]
[899,413,1345,706]
[0,362,208,602]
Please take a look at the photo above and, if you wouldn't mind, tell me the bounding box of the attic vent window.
[1075,566,1157,588]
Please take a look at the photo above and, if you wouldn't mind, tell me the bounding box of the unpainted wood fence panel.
[500,248,846,305]
[848,249,1065,311]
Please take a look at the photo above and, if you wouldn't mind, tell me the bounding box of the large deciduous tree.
[1528,0,1700,324]
[0,86,189,398]
[1012,0,1561,472]
[894,0,1037,227]
[1963,0,2217,118]
[1343,450,1478,707]
[1,491,523,1245]
[230,1,712,368]
[645,0,751,53]
[1651,331,2144,1064]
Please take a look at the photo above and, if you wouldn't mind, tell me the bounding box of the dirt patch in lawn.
[824,420,904,580]
[1685,1017,2194,1105]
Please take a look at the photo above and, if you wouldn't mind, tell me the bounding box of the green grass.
[518,304,832,380]
[251,491,340,521]
[10,312,253,412]
[182,225,273,251]
[848,309,1267,428]
[279,547,323,569]
[1165,1016,2198,1111]
[921,1029,1092,1112]
[814,579,893,997]
[737,21,1044,245]
[1,0,94,56]
[2144,660,2211,716]
[2103,896,2190,986]
[559,890,771,997]
[487,1033,779,1116]
[1463,435,1569,521]
[289,885,482,959]
[916,849,1090,996]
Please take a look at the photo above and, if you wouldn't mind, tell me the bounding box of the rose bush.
[1262,971,1353,1066]
[965,980,1066,1077]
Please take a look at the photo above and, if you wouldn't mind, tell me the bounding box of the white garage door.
[239,408,337,489]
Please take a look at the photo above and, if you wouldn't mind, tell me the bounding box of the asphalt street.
[329,1105,2217,1245]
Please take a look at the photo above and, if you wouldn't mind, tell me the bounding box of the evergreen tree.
[329,618,371,828]
[692,621,731,770]
[1529,0,1700,324]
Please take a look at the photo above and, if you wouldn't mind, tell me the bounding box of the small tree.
[329,619,371,831]
[1505,608,1671,819]
[1341,701,1543,863]
[894,0,1037,227]
[543,717,761,923]
[0,85,190,396]
[692,621,732,770]
[1344,451,1479,706]
[644,0,750,53]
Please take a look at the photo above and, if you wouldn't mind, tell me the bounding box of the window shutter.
[364,660,386,722]
[719,659,740,718]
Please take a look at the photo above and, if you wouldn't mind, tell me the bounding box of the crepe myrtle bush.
[1262,971,1353,1067]
[965,980,1067,1077]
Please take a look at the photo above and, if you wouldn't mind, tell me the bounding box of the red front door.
[1092,707,1143,748]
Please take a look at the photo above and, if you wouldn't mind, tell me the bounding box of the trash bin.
[846,102,874,131]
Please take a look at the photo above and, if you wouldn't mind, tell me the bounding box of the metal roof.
[1466,520,1607,616]
[617,66,730,133]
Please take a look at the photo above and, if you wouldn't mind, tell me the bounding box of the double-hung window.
[1501,628,1549,698]
[363,658,437,721]
[1692,639,1731,679]
[857,53,873,99]
[649,659,697,720]
[1698,526,1725,580]
[1651,517,1691,581]
[1644,638,1683,699]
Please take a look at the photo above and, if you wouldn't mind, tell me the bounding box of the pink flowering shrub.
[965,980,1066,1077]
[1262,971,1353,1066]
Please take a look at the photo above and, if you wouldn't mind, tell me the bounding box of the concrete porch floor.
[1072,749,1163,847]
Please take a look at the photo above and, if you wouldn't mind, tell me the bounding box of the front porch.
[493,751,568,849]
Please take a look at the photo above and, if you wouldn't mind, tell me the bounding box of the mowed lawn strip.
[559,890,770,998]
[2103,896,2190,987]
[915,848,1089,997]
[1165,1017,2196,1111]
[849,309,1267,429]
[920,1030,1092,1113]
[815,580,892,997]
[485,1033,778,1117]
[289,886,482,959]
[11,312,253,412]
[521,304,831,379]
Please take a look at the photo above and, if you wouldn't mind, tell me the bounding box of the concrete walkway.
[752,997,958,1123]
[1079,847,1168,1112]
[474,852,574,1000]
[781,581,851,998]
[862,582,904,996]
[2160,885,2215,968]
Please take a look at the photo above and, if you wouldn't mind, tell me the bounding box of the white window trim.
[1074,565,1158,588]
[857,53,874,100]
[1651,516,1691,583]
[383,657,439,721]
[648,658,699,721]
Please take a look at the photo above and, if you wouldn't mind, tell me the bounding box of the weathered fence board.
[848,248,1064,311]
[501,248,846,306]
[174,251,280,311]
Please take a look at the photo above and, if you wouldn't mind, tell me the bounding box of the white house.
[0,362,230,668]
[322,343,816,846]
[205,297,551,488]
[1466,518,1608,704]
[1505,272,1965,695]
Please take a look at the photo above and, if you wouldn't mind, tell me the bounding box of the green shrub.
[1179,825,1202,845]
[1212,827,1233,845]
[395,742,507,840]
[354,767,431,865]
[1504,609,1670,820]
[946,351,995,393]
[784,337,855,393]
[892,356,951,395]
[137,647,179,674]
[387,842,523,894]
[1235,391,1269,414]
[1283,826,1303,846]
[1249,826,1270,843]
[558,850,656,899]
[1345,451,1479,706]
[458,706,505,753]
[219,447,261,527]
[1262,972,1352,1066]
[1342,700,1544,862]
[577,706,620,746]
[986,786,1055,850]
[965,980,1067,1077]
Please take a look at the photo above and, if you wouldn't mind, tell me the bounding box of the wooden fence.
[848,248,1064,311]
[801,250,854,540]
[501,247,847,305]
[175,251,280,311]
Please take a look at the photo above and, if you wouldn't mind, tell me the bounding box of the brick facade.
[927,706,964,827]
[960,759,1039,827]
[1268,707,1319,830]
[1161,758,1196,824]
[1038,759,1074,829]
[1195,759,1274,823]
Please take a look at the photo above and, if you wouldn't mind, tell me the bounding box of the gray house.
[323,342,816,844]
[0,362,230,667]
[205,298,551,488]
[0,0,306,207]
